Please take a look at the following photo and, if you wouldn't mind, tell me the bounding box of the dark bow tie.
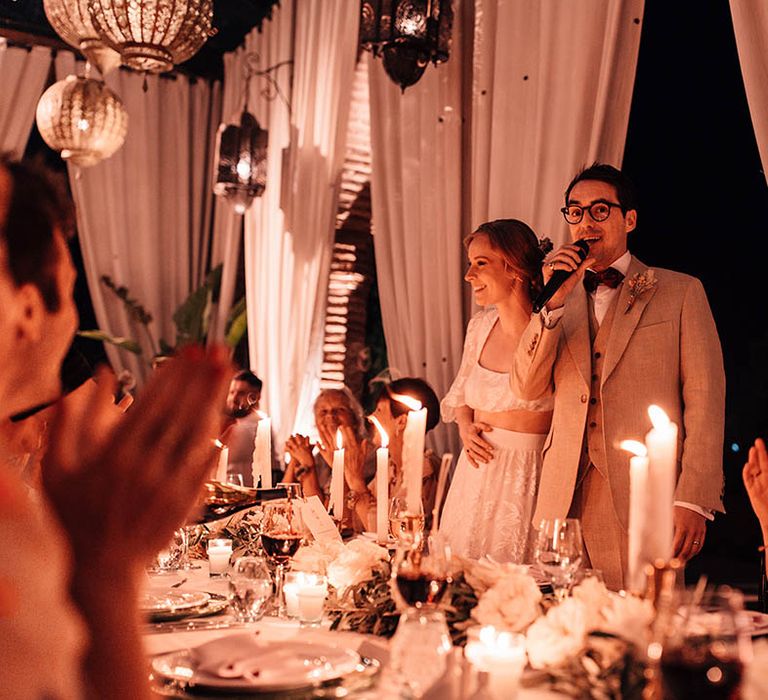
[583,267,625,293]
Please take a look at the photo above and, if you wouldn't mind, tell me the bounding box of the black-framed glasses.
[560,201,623,224]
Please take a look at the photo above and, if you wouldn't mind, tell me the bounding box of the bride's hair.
[465,219,547,299]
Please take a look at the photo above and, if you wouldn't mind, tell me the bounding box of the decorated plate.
[147,593,229,622]
[150,633,362,692]
[139,590,210,614]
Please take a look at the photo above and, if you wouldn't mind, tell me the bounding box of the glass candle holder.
[464,626,527,699]
[296,572,328,627]
[207,538,233,577]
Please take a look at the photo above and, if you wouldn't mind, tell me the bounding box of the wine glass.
[534,518,584,599]
[660,587,751,700]
[389,495,425,546]
[392,537,452,611]
[261,500,303,617]
[228,556,272,622]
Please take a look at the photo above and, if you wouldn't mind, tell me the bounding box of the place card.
[299,496,343,543]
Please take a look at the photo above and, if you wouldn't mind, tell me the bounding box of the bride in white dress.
[439,219,554,562]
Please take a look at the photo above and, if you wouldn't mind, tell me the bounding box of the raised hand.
[42,345,231,573]
[285,433,314,467]
[744,438,768,533]
[340,423,368,491]
[541,242,595,310]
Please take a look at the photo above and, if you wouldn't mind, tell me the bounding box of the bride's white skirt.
[439,428,545,563]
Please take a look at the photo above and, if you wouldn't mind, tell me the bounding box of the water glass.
[228,556,272,622]
[390,608,452,697]
[534,518,584,598]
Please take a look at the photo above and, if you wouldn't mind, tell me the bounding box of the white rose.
[526,598,588,669]
[464,558,530,595]
[597,592,654,650]
[571,576,611,629]
[473,571,542,633]
[326,539,388,593]
[291,540,343,574]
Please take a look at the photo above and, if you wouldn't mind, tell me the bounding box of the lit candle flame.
[213,438,224,449]
[648,404,671,430]
[368,415,389,448]
[620,439,647,457]
[256,409,268,420]
[390,392,422,411]
[335,428,343,450]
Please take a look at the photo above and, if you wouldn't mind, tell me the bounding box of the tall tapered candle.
[645,405,678,561]
[329,428,345,521]
[214,439,229,483]
[252,413,272,489]
[369,415,390,544]
[621,439,649,592]
[392,393,427,515]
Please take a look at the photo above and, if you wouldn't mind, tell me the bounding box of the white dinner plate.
[139,590,210,614]
[151,633,362,692]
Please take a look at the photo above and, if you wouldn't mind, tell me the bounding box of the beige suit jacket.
[512,256,725,531]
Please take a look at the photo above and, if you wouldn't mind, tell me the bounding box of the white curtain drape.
[0,43,52,158]
[241,0,359,449]
[367,7,466,457]
[471,0,645,244]
[730,0,768,186]
[55,55,220,382]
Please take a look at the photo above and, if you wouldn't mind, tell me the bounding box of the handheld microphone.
[531,239,590,314]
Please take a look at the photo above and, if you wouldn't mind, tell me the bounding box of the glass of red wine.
[261,500,303,618]
[660,587,751,700]
[392,535,452,611]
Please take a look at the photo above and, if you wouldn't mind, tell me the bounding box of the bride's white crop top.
[441,307,554,422]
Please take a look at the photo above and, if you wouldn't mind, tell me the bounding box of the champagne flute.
[261,500,303,617]
[389,494,425,546]
[534,518,584,599]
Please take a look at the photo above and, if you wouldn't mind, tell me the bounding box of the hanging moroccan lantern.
[36,75,128,167]
[213,111,268,215]
[360,0,453,91]
[43,0,121,76]
[89,0,213,73]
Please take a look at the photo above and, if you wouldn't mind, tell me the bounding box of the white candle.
[465,626,526,698]
[329,429,345,521]
[252,413,272,489]
[296,573,327,624]
[369,415,390,544]
[207,538,232,576]
[621,439,649,592]
[283,581,300,618]
[214,440,229,483]
[392,393,427,515]
[645,405,678,562]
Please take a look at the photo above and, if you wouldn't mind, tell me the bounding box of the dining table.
[142,559,562,699]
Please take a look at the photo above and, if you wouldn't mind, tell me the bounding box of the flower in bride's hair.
[538,237,554,256]
[472,569,542,632]
[526,598,588,669]
[571,576,611,628]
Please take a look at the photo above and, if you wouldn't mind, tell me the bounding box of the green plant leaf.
[77,330,142,354]
[225,296,247,348]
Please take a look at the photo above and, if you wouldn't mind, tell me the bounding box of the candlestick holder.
[641,558,683,700]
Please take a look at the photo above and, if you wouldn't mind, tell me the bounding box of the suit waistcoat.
[581,292,621,479]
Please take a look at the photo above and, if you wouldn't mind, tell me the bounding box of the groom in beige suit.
[513,164,725,590]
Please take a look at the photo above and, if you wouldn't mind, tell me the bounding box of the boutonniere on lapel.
[624,270,657,314]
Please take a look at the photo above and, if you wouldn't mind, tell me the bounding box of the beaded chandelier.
[88,0,214,73]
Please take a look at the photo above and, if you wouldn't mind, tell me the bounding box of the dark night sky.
[622,0,768,582]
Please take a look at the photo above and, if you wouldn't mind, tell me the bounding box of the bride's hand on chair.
[458,421,494,468]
